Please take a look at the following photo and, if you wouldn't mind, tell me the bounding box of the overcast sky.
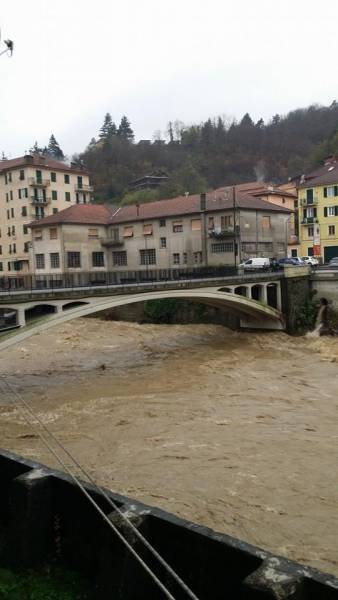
[1,0,337,158]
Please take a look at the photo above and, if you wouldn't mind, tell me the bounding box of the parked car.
[302,256,319,266]
[278,257,303,266]
[238,257,270,270]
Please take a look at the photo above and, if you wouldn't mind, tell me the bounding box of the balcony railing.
[209,227,236,239]
[30,196,51,205]
[100,237,124,247]
[300,197,318,206]
[28,177,50,187]
[301,217,318,225]
[74,184,94,192]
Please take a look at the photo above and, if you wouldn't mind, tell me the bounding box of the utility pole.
[233,186,237,268]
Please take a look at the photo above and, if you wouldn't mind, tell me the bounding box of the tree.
[120,189,160,205]
[30,141,43,154]
[99,113,117,139]
[117,116,134,141]
[47,134,64,160]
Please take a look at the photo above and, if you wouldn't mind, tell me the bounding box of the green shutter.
[334,186,338,196]
[313,207,317,218]
[324,207,328,217]
[324,187,327,198]
[335,206,338,217]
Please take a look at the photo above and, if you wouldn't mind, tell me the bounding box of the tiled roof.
[298,160,338,188]
[0,154,89,175]
[29,204,117,228]
[30,189,291,228]
[215,182,297,198]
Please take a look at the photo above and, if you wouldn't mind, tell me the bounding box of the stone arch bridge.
[0,269,310,348]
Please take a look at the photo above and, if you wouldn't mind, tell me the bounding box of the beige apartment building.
[0,153,93,275]
[28,190,291,280]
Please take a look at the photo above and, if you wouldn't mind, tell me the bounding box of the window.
[262,215,271,229]
[258,242,273,252]
[24,188,28,198]
[173,253,180,264]
[33,229,43,240]
[24,242,30,253]
[51,172,57,182]
[324,186,336,198]
[11,208,14,218]
[36,170,42,184]
[65,192,71,202]
[140,249,156,265]
[183,252,187,264]
[8,172,12,183]
[328,225,335,236]
[160,237,166,248]
[7,227,10,236]
[0,246,2,254]
[88,228,99,238]
[50,253,60,269]
[159,218,166,227]
[77,176,83,189]
[143,224,153,235]
[7,210,10,220]
[64,174,70,184]
[208,217,214,229]
[49,228,58,240]
[8,244,11,254]
[291,249,298,258]
[0,263,2,272]
[211,242,234,253]
[12,243,16,254]
[305,207,315,218]
[18,189,21,199]
[53,208,58,214]
[35,254,45,269]
[92,252,105,267]
[19,169,25,180]
[10,190,13,200]
[173,221,183,233]
[52,190,58,200]
[221,215,232,228]
[328,206,335,216]
[67,252,81,268]
[308,226,314,237]
[193,251,202,263]
[11,226,15,235]
[35,206,45,219]
[5,174,7,184]
[7,262,11,271]
[294,200,298,208]
[191,219,201,231]
[23,224,28,234]
[306,189,313,203]
[112,251,127,266]
[123,226,134,238]
[6,193,8,202]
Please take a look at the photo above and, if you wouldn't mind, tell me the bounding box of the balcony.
[301,217,318,225]
[74,184,94,192]
[100,237,124,247]
[300,197,318,206]
[209,227,236,239]
[28,177,50,187]
[30,196,51,205]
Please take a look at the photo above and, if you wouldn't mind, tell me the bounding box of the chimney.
[24,154,34,165]
[200,193,206,211]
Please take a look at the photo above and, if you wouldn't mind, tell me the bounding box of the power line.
[1,376,200,600]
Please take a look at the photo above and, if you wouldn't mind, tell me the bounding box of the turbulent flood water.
[0,318,338,576]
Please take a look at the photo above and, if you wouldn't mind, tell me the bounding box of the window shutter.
[334,186,338,196]
[313,207,317,218]
[324,187,327,198]
[335,206,338,217]
[324,207,328,217]
[303,209,306,219]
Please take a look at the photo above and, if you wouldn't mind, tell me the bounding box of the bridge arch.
[0,286,285,350]
[62,301,89,311]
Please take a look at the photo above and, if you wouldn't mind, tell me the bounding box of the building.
[128,171,169,191]
[0,154,93,275]
[295,156,338,262]
[27,189,291,277]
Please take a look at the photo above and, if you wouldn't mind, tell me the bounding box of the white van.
[239,257,270,271]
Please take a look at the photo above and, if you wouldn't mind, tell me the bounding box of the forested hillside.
[76,102,338,204]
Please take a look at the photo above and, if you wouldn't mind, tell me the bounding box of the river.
[0,317,338,577]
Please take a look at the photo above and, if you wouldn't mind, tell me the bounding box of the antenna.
[0,28,14,57]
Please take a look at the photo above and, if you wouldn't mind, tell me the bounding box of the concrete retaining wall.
[0,450,337,599]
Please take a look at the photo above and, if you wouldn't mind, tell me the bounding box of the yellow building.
[298,156,338,262]
[0,154,93,275]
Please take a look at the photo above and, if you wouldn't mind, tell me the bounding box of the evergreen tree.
[99,113,117,139]
[47,135,64,160]
[117,115,134,141]
[30,141,43,154]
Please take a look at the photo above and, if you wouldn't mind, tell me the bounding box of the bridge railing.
[0,266,241,293]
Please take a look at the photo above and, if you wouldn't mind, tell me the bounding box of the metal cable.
[1,377,199,600]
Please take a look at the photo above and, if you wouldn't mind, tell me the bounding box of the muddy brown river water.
[0,318,338,577]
